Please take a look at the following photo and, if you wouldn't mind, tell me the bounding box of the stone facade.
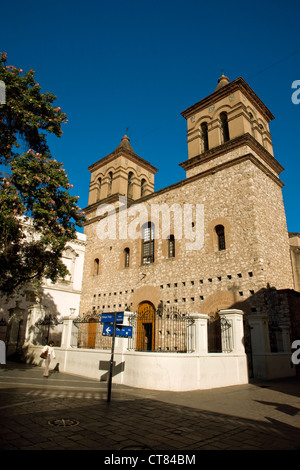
[79,75,296,361]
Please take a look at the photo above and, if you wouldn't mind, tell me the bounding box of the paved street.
[0,360,300,452]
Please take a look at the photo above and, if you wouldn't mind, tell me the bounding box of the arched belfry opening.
[180,74,275,170]
[127,171,134,199]
[87,135,158,206]
[220,111,230,143]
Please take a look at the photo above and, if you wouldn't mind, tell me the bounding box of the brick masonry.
[79,76,296,345]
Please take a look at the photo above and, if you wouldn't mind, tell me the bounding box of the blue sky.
[1,0,299,232]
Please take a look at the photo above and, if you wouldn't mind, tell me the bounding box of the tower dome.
[214,73,230,91]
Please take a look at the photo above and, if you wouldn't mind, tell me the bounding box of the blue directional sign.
[102,324,114,336]
[115,326,133,338]
[101,312,124,324]
[102,313,132,403]
[102,324,133,338]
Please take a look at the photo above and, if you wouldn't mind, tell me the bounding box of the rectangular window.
[168,235,175,258]
[124,248,130,268]
[142,223,154,264]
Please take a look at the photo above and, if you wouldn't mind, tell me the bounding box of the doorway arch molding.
[132,285,160,312]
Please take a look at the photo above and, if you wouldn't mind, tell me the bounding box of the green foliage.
[0,51,68,164]
[0,52,85,295]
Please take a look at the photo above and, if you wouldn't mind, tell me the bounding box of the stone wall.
[79,154,293,319]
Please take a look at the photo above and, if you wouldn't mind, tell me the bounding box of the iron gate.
[73,311,112,349]
[208,312,233,353]
[129,302,194,353]
[73,305,194,352]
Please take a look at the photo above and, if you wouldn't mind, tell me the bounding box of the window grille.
[215,225,226,251]
[142,222,154,264]
[168,235,175,258]
[94,258,100,275]
[124,248,130,268]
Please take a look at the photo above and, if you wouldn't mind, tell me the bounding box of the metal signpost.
[101,312,132,402]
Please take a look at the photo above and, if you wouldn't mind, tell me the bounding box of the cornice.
[83,193,123,214]
[83,193,138,224]
[88,148,158,175]
[181,77,275,123]
[68,238,87,247]
[179,133,284,176]
[83,150,284,227]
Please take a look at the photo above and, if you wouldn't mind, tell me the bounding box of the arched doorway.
[136,302,155,351]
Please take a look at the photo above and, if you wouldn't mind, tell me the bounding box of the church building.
[79,75,299,377]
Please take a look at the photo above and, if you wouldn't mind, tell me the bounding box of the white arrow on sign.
[104,326,113,335]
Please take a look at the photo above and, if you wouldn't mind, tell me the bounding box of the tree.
[0,52,85,295]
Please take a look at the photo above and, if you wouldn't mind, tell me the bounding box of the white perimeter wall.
[26,345,249,391]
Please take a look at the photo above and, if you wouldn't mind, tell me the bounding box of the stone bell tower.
[87,135,158,207]
[179,74,294,291]
[181,73,274,166]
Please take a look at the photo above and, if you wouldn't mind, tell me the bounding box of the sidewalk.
[0,360,300,451]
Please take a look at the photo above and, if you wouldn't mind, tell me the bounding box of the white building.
[0,222,86,357]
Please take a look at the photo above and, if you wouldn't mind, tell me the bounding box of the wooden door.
[136,302,155,351]
[88,320,97,349]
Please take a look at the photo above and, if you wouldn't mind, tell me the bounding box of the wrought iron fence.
[72,305,194,353]
[208,312,233,353]
[0,318,7,342]
[129,303,194,353]
[35,314,63,346]
[73,311,112,350]
[220,316,233,353]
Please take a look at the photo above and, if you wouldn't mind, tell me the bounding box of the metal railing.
[129,303,194,353]
[73,311,112,350]
[208,312,233,353]
[72,305,194,353]
[35,314,63,346]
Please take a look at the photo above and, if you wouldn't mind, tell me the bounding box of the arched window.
[220,112,230,143]
[107,172,113,197]
[97,177,102,201]
[201,122,209,152]
[127,172,134,199]
[124,247,130,268]
[94,258,100,275]
[248,112,256,138]
[215,225,226,251]
[168,235,175,258]
[141,178,147,197]
[142,222,154,264]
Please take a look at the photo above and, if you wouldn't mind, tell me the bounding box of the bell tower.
[180,75,277,178]
[87,135,158,207]
[180,75,293,291]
